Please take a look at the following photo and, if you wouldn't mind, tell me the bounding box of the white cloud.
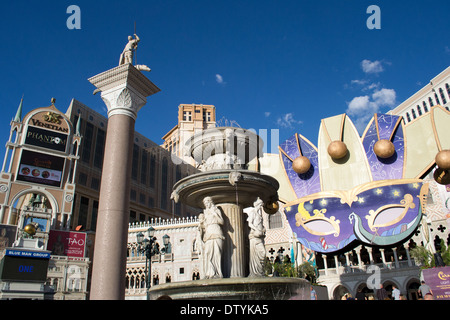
[276,113,302,128]
[346,88,397,133]
[264,112,271,117]
[351,79,368,86]
[361,59,384,74]
[215,74,225,84]
[372,88,396,106]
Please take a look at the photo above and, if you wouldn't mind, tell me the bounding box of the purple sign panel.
[422,267,450,300]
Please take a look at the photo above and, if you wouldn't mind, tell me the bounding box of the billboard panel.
[16,150,65,187]
[0,224,18,252]
[0,255,50,282]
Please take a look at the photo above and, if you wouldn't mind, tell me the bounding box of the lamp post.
[136,226,159,299]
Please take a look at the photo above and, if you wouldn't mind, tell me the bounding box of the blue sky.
[0,0,449,156]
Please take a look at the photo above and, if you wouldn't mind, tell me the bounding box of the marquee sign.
[24,111,70,153]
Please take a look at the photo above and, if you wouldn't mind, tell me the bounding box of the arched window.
[435,93,441,105]
[422,101,428,113]
[446,83,450,98]
[406,112,411,122]
[417,105,422,116]
[429,97,434,107]
[439,88,447,104]
[411,109,417,119]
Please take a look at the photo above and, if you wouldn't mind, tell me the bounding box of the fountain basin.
[148,277,311,300]
[171,169,279,209]
[186,127,262,166]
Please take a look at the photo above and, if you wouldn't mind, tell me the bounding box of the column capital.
[88,64,161,119]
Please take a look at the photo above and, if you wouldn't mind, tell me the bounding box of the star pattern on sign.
[392,190,400,197]
[375,188,383,195]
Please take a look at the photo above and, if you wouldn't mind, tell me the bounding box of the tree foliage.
[410,239,450,268]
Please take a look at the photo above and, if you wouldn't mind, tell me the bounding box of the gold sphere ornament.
[263,201,279,215]
[435,150,450,170]
[434,167,450,185]
[327,140,348,159]
[374,139,395,159]
[23,223,36,236]
[292,156,311,174]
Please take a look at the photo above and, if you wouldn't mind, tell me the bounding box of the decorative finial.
[13,95,24,122]
[51,97,56,105]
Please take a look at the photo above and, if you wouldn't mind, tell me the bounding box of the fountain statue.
[149,127,310,300]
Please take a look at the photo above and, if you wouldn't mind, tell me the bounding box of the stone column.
[380,248,386,265]
[392,248,400,268]
[367,247,374,264]
[403,244,412,267]
[322,255,328,276]
[218,203,247,278]
[88,64,160,300]
[334,255,339,274]
[355,246,363,268]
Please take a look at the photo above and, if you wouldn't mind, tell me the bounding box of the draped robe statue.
[199,197,224,279]
[247,198,266,277]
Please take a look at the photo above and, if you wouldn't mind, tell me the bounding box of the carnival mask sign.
[422,267,450,300]
[279,113,427,253]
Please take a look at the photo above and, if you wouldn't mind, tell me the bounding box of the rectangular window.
[91,200,98,231]
[130,210,136,223]
[141,151,148,185]
[150,155,156,188]
[131,144,139,180]
[82,122,93,163]
[139,193,146,205]
[183,111,192,121]
[94,128,105,169]
[79,196,89,229]
[91,177,100,191]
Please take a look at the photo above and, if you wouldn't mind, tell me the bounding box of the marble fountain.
[148,127,310,300]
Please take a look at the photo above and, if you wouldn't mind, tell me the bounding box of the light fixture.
[163,234,170,246]
[147,226,155,238]
[136,232,144,244]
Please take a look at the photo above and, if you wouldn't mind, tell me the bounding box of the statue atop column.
[119,34,140,65]
[199,197,224,279]
[247,197,266,277]
[119,33,151,72]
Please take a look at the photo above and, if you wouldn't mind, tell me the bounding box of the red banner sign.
[47,230,86,258]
